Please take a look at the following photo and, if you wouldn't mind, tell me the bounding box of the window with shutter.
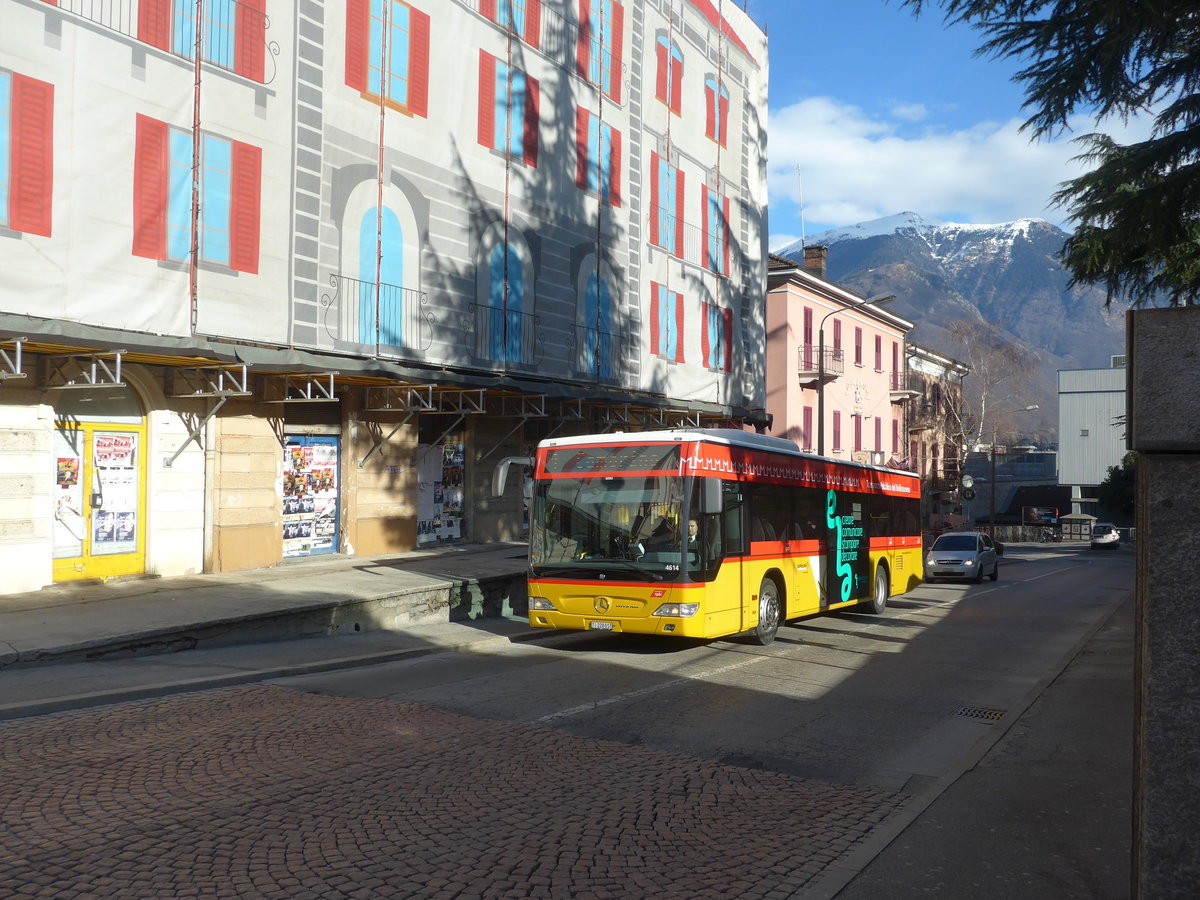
[345,0,430,118]
[3,71,54,237]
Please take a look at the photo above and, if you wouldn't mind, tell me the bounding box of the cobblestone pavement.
[0,685,907,899]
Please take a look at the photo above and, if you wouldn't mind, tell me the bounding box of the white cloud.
[889,101,930,122]
[766,96,1156,242]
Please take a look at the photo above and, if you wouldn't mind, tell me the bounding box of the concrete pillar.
[1127,308,1200,897]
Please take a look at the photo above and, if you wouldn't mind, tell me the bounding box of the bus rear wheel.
[752,578,781,645]
[863,565,889,615]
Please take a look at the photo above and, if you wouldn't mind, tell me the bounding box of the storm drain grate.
[955,705,1007,721]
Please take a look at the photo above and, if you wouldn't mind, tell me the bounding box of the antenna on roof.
[796,163,806,250]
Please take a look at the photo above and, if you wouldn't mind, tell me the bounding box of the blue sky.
[745,0,1152,249]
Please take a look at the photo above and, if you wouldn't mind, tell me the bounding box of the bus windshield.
[530,474,686,580]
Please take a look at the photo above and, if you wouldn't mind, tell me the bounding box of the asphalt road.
[0,545,1132,898]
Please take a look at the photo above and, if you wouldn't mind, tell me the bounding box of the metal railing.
[51,0,272,83]
[797,344,844,377]
[472,303,543,368]
[569,325,624,383]
[648,203,732,274]
[328,275,432,354]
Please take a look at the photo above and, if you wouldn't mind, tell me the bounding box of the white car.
[925,532,1000,584]
[1090,523,1120,549]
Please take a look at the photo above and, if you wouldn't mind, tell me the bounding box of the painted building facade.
[0,0,768,593]
[764,252,914,466]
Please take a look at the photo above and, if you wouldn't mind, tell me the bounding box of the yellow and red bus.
[526,428,923,645]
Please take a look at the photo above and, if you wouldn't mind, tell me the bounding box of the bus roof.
[536,428,918,478]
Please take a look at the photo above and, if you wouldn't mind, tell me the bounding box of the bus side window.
[722,484,745,555]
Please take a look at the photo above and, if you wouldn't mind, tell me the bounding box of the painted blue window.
[583,272,613,378]
[172,0,235,68]
[166,129,235,267]
[658,283,678,360]
[167,129,193,261]
[357,207,406,346]
[588,0,617,95]
[656,157,676,250]
[369,0,412,106]
[586,117,614,202]
[706,302,726,370]
[201,135,232,266]
[0,72,10,228]
[489,243,523,363]
[707,190,723,272]
[494,61,527,158]
[498,0,527,36]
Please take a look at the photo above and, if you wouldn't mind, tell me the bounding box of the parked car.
[925,532,1000,583]
[1090,522,1120,549]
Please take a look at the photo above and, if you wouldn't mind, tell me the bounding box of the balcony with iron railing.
[797,344,843,383]
[568,325,625,385]
[471,303,544,370]
[324,275,433,360]
[51,0,275,84]
[648,204,732,275]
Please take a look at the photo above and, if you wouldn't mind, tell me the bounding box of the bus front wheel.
[752,578,781,645]
[863,565,889,615]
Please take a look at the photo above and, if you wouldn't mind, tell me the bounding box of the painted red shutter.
[229,141,262,274]
[235,0,266,83]
[674,291,685,362]
[718,90,729,146]
[700,302,710,365]
[345,0,369,92]
[481,0,497,19]
[576,0,591,79]
[648,151,659,246]
[670,55,683,115]
[655,40,668,103]
[523,74,540,167]
[701,185,710,270]
[478,51,496,149]
[704,83,716,139]
[722,195,731,275]
[138,0,171,51]
[723,307,733,371]
[525,0,542,49]
[609,2,624,102]
[674,168,685,257]
[649,282,660,356]
[609,128,621,207]
[408,8,430,117]
[132,114,167,260]
[9,75,53,238]
[575,107,589,189]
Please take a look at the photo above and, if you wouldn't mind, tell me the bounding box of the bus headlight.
[529,596,556,611]
[652,603,700,618]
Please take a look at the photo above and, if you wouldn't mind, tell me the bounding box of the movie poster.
[89,432,139,556]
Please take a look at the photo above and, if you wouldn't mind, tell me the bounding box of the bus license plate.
[590,621,615,631]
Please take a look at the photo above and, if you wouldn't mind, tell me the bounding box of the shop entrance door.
[53,422,148,582]
[282,435,341,557]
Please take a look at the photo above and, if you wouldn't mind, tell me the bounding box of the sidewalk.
[0,542,537,670]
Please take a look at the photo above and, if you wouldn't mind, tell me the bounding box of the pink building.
[765,250,916,464]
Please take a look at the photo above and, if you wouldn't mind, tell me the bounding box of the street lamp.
[817,293,895,456]
[989,405,1040,533]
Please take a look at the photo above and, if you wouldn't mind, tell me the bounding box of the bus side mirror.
[703,477,723,514]
[492,456,532,497]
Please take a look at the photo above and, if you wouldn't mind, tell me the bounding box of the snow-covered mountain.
[775,212,1127,430]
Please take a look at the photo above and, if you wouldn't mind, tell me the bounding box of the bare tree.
[944,319,1039,454]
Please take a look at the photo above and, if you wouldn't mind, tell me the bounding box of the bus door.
[822,488,870,606]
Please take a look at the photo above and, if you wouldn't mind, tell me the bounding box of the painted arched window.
[489,243,524,363]
[704,76,729,146]
[655,36,683,113]
[358,207,406,346]
[583,272,613,378]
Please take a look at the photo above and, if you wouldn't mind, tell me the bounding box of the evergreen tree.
[899,0,1200,306]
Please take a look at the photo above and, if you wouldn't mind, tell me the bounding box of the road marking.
[533,654,770,723]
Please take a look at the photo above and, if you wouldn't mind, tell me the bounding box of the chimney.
[803,245,828,279]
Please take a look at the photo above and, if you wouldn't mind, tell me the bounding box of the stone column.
[1127,307,1200,897]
